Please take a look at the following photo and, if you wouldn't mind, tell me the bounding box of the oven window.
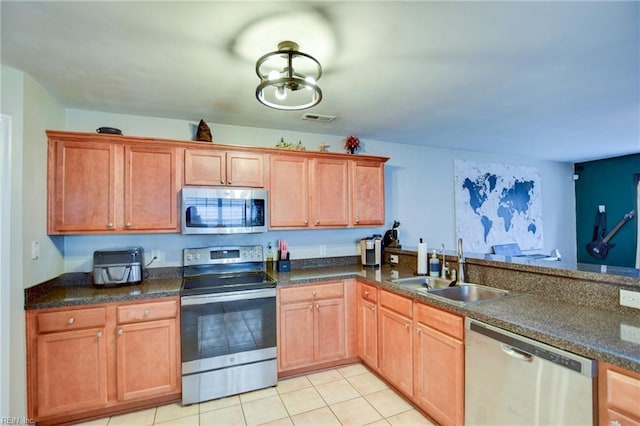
[181,296,276,362]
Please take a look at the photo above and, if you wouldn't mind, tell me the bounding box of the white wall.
[64,109,575,271]
[1,65,65,419]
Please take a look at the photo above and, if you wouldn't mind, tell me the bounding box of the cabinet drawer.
[279,281,344,304]
[117,299,178,324]
[379,290,412,318]
[414,303,463,340]
[606,368,640,417]
[358,282,378,303]
[37,307,107,333]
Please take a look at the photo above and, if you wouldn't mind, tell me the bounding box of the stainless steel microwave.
[181,188,268,234]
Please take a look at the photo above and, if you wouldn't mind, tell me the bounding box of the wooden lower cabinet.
[357,282,378,369]
[116,319,178,401]
[413,304,465,426]
[35,327,108,418]
[599,362,640,425]
[278,281,348,373]
[27,297,180,424]
[377,290,413,397]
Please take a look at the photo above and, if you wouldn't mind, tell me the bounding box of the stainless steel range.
[180,245,277,405]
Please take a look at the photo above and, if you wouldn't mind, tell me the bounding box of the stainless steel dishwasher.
[465,318,597,425]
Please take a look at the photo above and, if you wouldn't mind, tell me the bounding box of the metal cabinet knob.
[355,218,360,224]
[364,290,369,296]
[416,327,423,334]
[316,304,320,309]
[125,222,132,228]
[96,331,103,338]
[220,180,225,184]
[370,306,376,312]
[304,220,309,225]
[308,304,313,310]
[228,181,232,185]
[143,309,150,317]
[312,290,317,297]
[67,317,74,325]
[316,220,320,225]
[107,222,114,228]
[117,329,124,335]
[404,323,410,330]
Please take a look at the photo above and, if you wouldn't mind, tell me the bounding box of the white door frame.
[0,113,12,418]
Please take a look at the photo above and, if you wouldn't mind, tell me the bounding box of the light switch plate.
[620,289,640,310]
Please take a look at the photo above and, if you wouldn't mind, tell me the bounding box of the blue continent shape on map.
[462,173,499,242]
[497,180,536,233]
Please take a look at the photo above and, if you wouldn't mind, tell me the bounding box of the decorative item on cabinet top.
[195,119,213,142]
[275,137,306,150]
[96,127,122,135]
[344,135,360,154]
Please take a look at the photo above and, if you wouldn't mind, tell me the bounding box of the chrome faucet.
[457,238,465,283]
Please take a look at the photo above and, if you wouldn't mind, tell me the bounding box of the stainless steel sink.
[391,276,452,290]
[427,284,509,305]
[391,276,510,304]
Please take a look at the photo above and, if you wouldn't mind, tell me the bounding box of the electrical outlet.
[620,289,640,310]
[151,249,164,265]
[31,240,40,260]
[621,324,640,344]
[389,254,399,264]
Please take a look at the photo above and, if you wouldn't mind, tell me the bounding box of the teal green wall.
[575,154,639,267]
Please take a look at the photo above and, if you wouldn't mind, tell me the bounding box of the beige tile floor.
[75,363,435,426]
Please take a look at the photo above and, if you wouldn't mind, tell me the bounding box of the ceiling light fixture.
[255,41,322,110]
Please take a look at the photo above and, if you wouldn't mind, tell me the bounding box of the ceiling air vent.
[301,113,336,123]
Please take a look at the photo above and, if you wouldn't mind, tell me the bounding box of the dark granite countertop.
[26,263,640,373]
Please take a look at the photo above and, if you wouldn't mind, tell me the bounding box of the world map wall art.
[454,160,544,253]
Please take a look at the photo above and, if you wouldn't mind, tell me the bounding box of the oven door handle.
[181,288,276,305]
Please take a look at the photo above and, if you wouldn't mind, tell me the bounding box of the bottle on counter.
[266,242,275,271]
[429,250,440,277]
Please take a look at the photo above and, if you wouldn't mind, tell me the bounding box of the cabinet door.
[378,307,413,396]
[413,324,464,426]
[36,328,108,417]
[351,160,385,226]
[314,298,346,363]
[270,155,309,228]
[310,158,349,227]
[278,301,315,370]
[124,145,180,231]
[49,140,117,233]
[184,149,225,186]
[357,298,378,369]
[116,318,179,401]
[226,151,264,187]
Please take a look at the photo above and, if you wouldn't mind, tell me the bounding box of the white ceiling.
[2,1,638,163]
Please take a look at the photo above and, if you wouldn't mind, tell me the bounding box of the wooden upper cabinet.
[49,140,117,233]
[310,158,349,227]
[270,155,309,228]
[184,148,264,187]
[124,145,180,232]
[47,132,182,234]
[351,160,385,226]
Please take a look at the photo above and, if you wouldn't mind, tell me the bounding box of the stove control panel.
[184,245,264,266]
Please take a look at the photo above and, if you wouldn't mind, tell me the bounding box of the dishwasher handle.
[501,344,533,362]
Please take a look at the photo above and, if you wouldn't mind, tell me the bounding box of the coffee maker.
[360,235,382,267]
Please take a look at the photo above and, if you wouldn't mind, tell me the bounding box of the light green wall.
[1,65,65,418]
